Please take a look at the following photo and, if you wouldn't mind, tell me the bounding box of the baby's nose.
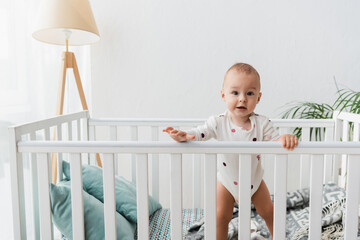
[239,94,246,101]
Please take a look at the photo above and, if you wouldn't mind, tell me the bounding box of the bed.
[9,110,360,239]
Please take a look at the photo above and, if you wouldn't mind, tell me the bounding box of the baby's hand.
[162,127,195,142]
[277,134,298,150]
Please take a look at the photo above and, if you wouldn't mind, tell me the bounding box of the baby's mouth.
[237,106,247,110]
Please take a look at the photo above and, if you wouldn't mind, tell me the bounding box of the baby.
[163,63,298,240]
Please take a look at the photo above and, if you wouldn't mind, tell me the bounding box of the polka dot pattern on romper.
[223,162,226,166]
[234,181,238,185]
[201,133,205,138]
[231,129,236,133]
[253,138,257,141]
[257,155,260,160]
[251,185,253,189]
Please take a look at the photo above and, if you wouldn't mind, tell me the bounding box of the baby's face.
[221,70,262,121]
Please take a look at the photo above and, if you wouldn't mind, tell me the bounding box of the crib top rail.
[9,111,89,138]
[17,140,360,154]
[89,118,206,126]
[89,117,335,128]
[335,111,360,124]
[9,110,358,139]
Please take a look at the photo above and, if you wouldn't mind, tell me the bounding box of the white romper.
[186,111,280,202]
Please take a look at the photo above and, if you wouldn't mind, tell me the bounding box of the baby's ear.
[257,92,262,103]
[220,89,225,101]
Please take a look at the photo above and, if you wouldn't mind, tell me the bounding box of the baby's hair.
[225,63,260,80]
[223,63,261,88]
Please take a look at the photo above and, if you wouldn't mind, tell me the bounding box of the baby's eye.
[232,91,238,95]
[247,92,254,96]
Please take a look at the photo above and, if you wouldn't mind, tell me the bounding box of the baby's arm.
[163,116,217,142]
[276,134,298,150]
[163,127,195,142]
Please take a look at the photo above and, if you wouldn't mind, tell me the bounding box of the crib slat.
[136,153,149,239]
[323,127,334,184]
[82,118,90,165]
[333,112,342,185]
[30,132,40,240]
[340,121,349,188]
[308,154,324,240]
[151,126,160,202]
[109,126,118,175]
[300,127,310,189]
[103,154,117,239]
[37,153,53,240]
[57,124,64,182]
[192,154,201,209]
[131,126,138,184]
[77,119,81,140]
[45,128,52,183]
[204,154,217,239]
[170,153,182,240]
[344,154,360,239]
[70,153,85,240]
[9,128,27,240]
[273,154,287,240]
[238,154,251,240]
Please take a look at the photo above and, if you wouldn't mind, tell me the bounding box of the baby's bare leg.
[251,180,274,238]
[217,182,235,240]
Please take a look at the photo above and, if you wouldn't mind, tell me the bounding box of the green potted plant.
[280,82,360,141]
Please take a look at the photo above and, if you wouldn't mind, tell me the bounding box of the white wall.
[91,0,360,119]
[90,0,360,207]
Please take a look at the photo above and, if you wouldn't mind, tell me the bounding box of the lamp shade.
[32,0,100,46]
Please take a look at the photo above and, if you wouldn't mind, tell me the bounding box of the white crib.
[9,110,360,240]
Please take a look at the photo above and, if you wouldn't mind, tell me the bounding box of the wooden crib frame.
[9,110,360,240]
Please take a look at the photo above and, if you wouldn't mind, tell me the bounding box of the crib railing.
[15,141,360,240]
[9,110,360,240]
[88,117,337,207]
[9,111,89,240]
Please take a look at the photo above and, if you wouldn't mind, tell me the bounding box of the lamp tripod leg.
[72,54,102,168]
[51,53,67,184]
[51,52,103,185]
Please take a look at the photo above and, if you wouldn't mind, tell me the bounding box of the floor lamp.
[33,0,102,184]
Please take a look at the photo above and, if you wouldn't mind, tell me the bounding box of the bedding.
[62,161,162,223]
[56,164,357,240]
[134,208,204,240]
[184,183,359,240]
